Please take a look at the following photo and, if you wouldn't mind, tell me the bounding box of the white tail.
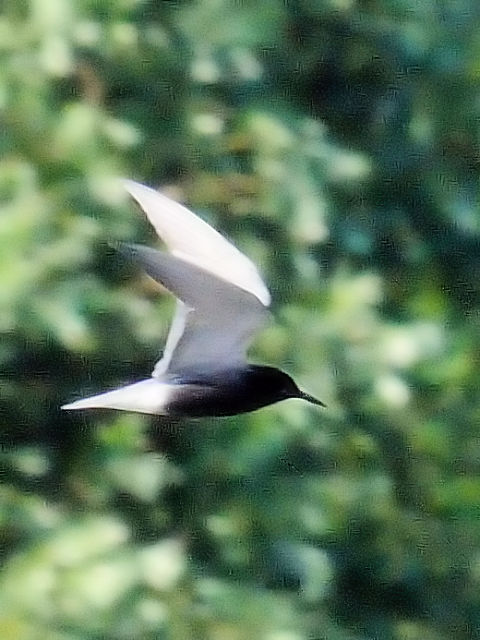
[62,379,173,415]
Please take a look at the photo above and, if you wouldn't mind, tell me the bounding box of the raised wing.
[123,180,271,307]
[152,300,189,376]
[118,244,270,376]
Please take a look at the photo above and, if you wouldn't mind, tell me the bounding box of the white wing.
[123,180,271,306]
[118,244,270,376]
[152,300,189,376]
[123,181,271,376]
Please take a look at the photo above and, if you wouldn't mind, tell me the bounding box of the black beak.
[298,390,326,408]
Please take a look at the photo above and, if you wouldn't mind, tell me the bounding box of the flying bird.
[62,181,325,417]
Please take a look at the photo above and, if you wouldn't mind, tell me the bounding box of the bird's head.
[250,366,326,408]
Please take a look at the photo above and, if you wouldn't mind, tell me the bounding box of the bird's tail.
[62,378,172,415]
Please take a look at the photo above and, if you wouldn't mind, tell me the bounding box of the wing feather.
[118,243,269,375]
[123,180,271,307]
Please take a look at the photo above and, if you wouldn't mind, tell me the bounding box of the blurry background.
[1,1,480,639]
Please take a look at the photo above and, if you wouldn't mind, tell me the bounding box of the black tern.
[62,180,325,417]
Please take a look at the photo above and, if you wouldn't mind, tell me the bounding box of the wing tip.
[123,179,156,201]
[260,289,271,307]
[122,177,141,191]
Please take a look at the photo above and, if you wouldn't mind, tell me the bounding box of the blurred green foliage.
[1,1,480,639]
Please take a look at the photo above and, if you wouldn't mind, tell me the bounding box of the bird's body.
[62,181,324,417]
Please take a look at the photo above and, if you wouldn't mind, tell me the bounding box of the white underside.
[61,379,174,415]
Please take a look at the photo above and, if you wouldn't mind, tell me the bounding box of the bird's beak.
[298,391,326,408]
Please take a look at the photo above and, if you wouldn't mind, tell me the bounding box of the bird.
[62,180,325,417]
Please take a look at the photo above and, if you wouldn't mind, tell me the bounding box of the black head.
[164,365,325,417]
[245,365,326,410]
